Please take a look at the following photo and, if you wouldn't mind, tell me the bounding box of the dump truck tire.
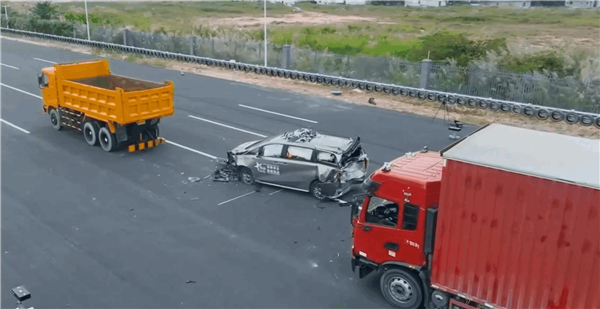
[98,126,117,152]
[49,109,62,131]
[83,121,101,146]
[380,268,423,309]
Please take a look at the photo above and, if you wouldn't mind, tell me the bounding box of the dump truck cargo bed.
[51,60,174,125]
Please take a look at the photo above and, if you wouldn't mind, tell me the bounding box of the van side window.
[365,197,398,228]
[317,152,337,165]
[262,144,283,158]
[285,146,313,162]
[402,203,419,230]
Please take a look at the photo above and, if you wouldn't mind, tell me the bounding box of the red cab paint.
[350,124,599,309]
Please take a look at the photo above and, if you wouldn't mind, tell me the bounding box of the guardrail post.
[282,44,291,69]
[420,59,432,89]
[189,36,196,55]
[123,29,128,46]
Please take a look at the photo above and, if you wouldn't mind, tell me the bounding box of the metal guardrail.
[2,27,599,129]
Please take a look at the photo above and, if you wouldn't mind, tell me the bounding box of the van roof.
[441,124,600,189]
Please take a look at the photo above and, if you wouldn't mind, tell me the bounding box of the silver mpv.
[226,128,369,200]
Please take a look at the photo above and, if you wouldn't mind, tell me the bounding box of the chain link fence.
[3,18,599,114]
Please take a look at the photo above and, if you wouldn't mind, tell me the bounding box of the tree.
[30,1,56,20]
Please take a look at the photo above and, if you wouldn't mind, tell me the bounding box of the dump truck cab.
[38,67,57,114]
[351,149,442,275]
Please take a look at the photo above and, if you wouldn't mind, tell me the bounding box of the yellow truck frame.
[37,59,174,153]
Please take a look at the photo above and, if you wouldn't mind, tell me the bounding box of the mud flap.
[116,125,128,143]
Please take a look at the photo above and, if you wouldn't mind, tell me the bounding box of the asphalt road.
[1,37,477,309]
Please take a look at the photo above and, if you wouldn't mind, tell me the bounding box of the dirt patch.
[3,33,597,140]
[205,11,395,28]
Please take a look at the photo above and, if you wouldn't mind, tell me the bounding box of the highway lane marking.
[218,191,257,206]
[269,189,284,196]
[1,119,31,134]
[187,115,267,138]
[0,83,43,99]
[33,58,57,64]
[1,63,19,70]
[239,104,318,124]
[165,140,217,160]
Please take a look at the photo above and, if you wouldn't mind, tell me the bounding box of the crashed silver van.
[225,128,369,200]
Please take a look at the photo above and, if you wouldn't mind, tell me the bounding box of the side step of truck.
[128,138,166,153]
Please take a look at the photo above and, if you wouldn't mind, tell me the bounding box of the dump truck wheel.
[49,109,62,131]
[310,180,327,201]
[98,126,117,152]
[380,268,423,309]
[83,121,100,146]
[238,167,255,185]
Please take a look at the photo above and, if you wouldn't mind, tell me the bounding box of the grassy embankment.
[3,1,599,74]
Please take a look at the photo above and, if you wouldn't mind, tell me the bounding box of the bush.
[30,1,57,20]
[499,51,566,76]
[406,31,507,67]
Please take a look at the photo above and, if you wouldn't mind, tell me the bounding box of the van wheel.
[380,268,423,309]
[83,121,100,146]
[49,109,62,131]
[239,167,255,185]
[310,180,327,201]
[98,126,117,152]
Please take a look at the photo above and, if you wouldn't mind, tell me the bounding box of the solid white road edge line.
[1,119,31,134]
[33,58,57,64]
[165,140,217,160]
[269,189,284,196]
[238,104,318,124]
[218,191,257,206]
[0,83,43,99]
[188,115,267,138]
[1,63,19,70]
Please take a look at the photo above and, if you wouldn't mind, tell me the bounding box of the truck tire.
[238,167,255,185]
[49,109,62,131]
[98,126,118,152]
[380,268,423,309]
[83,121,100,146]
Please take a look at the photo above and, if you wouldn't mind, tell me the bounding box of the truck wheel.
[83,121,100,146]
[238,167,255,185]
[49,109,62,131]
[309,180,327,201]
[98,126,117,152]
[380,268,423,309]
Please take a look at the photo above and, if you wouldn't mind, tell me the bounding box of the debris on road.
[186,280,196,284]
[191,198,200,201]
[188,177,202,183]
[213,164,238,182]
[368,98,376,105]
[331,90,342,96]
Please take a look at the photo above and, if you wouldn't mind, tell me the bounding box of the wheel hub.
[390,278,413,303]
[242,173,252,184]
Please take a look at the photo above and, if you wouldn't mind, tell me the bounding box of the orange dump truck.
[37,59,174,152]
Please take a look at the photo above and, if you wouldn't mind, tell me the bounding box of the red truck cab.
[351,149,443,308]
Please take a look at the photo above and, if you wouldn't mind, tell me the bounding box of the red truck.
[343,123,599,309]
